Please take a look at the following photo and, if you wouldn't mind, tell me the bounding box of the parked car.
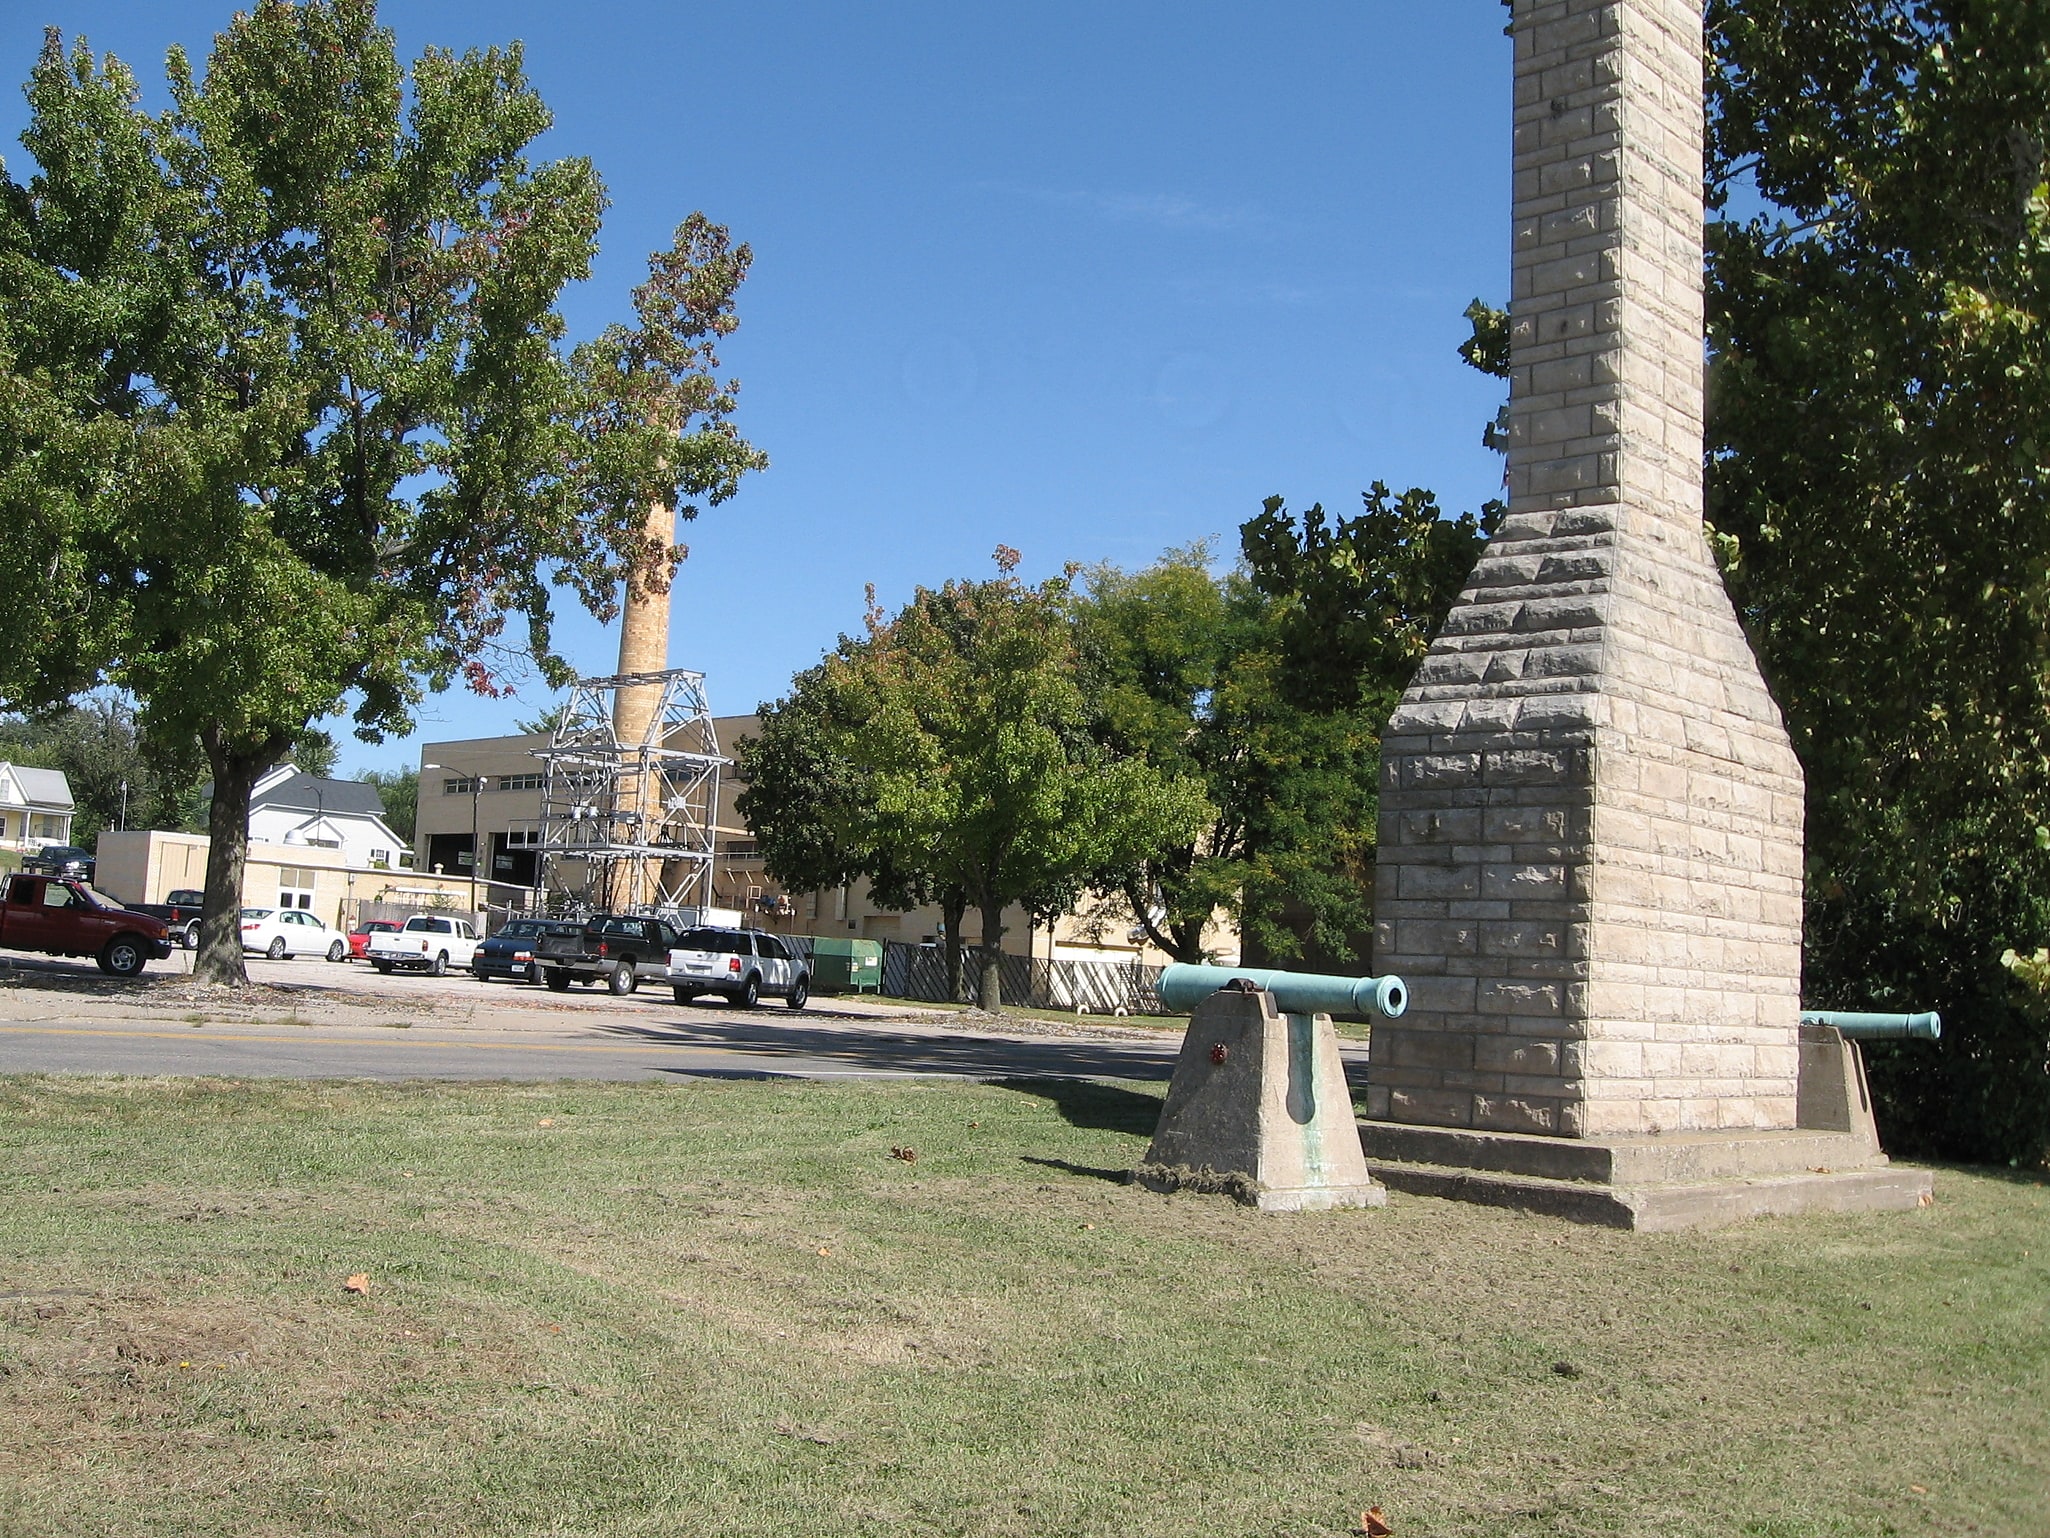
[668,927,809,1008]
[23,845,95,881]
[472,918,582,983]
[533,914,682,996]
[366,914,480,976]
[348,919,402,960]
[130,889,206,949]
[239,907,347,961]
[0,871,172,977]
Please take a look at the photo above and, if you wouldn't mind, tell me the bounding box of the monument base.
[1356,1121,1932,1232]
[1132,1161,1388,1213]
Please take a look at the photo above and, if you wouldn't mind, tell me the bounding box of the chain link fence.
[879,940,1165,1014]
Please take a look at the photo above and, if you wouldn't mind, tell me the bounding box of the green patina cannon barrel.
[1157,963,1408,1020]
[1800,1009,1942,1042]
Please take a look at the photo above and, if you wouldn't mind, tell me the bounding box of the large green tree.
[736,660,970,996]
[0,2,763,982]
[1071,491,1493,969]
[1705,0,2050,1163]
[746,554,1212,1010]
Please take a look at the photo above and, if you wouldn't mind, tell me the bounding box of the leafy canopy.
[1705,0,2050,1163]
[742,554,1212,1008]
[0,1,763,979]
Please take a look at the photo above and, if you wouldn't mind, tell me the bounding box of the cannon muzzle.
[1157,963,1408,1020]
[1800,1009,1942,1042]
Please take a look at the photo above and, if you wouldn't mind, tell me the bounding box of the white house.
[241,765,411,872]
[0,763,75,852]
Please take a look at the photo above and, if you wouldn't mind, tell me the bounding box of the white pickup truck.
[367,914,480,977]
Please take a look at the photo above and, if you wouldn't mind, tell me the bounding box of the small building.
[93,828,473,932]
[242,765,410,872]
[0,763,75,853]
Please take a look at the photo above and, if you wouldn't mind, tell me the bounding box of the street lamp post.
[423,762,484,920]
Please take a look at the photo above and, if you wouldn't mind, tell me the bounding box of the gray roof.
[250,772,388,820]
[2,764,74,810]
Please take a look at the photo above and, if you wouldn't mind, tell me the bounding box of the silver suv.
[668,928,808,1008]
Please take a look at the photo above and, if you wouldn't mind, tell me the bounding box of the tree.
[746,554,1211,1010]
[1067,546,1243,962]
[736,660,970,995]
[1071,492,1494,970]
[0,694,202,845]
[0,3,763,983]
[356,765,416,844]
[1704,0,2050,1164]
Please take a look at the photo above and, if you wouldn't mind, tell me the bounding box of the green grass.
[1,1075,2044,1537]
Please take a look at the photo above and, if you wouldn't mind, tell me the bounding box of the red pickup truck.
[0,872,174,977]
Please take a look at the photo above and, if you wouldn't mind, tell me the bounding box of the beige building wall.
[94,830,474,930]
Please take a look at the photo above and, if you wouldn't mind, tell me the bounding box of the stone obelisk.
[1360,0,1929,1225]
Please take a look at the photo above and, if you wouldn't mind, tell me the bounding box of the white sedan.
[239,907,347,962]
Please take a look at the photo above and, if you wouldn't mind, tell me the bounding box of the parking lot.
[0,947,1199,1084]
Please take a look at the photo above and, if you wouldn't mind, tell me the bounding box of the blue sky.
[2,2,1513,775]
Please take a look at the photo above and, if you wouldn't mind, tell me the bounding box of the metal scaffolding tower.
[518,668,725,918]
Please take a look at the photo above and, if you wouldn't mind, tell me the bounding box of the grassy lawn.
[1,1075,2044,1537]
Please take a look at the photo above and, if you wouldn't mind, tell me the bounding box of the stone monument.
[1358,0,1931,1227]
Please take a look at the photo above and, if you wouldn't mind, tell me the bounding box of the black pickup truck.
[533,914,682,997]
[129,889,207,949]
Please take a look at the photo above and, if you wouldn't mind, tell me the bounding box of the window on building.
[503,829,542,848]
[497,773,543,792]
[276,865,318,910]
[442,777,479,795]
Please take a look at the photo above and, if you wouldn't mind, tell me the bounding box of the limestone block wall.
[1366,0,1805,1139]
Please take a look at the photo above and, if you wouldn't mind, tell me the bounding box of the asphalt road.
[0,952,1196,1084]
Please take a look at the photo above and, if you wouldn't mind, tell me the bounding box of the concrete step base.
[1364,1156,1933,1232]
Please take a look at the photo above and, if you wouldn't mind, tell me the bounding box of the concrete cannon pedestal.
[1135,985,1386,1213]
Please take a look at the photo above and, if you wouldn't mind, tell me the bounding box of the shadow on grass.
[1924,1157,2050,1189]
[990,1077,1162,1136]
[590,1020,1180,1082]
[1019,1155,1133,1185]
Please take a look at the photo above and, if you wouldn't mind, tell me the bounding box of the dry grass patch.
[0,1074,2043,1537]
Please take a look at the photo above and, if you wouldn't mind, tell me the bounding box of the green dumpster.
[809,936,883,995]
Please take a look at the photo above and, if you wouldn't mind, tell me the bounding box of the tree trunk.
[977,895,1005,1011]
[193,735,285,986]
[941,889,966,1003]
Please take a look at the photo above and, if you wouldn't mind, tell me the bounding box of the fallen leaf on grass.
[1910,1485,1929,1495]
[817,1247,832,1257]
[538,1118,555,1127]
[342,1274,371,1294]
[1359,1506,1394,1536]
